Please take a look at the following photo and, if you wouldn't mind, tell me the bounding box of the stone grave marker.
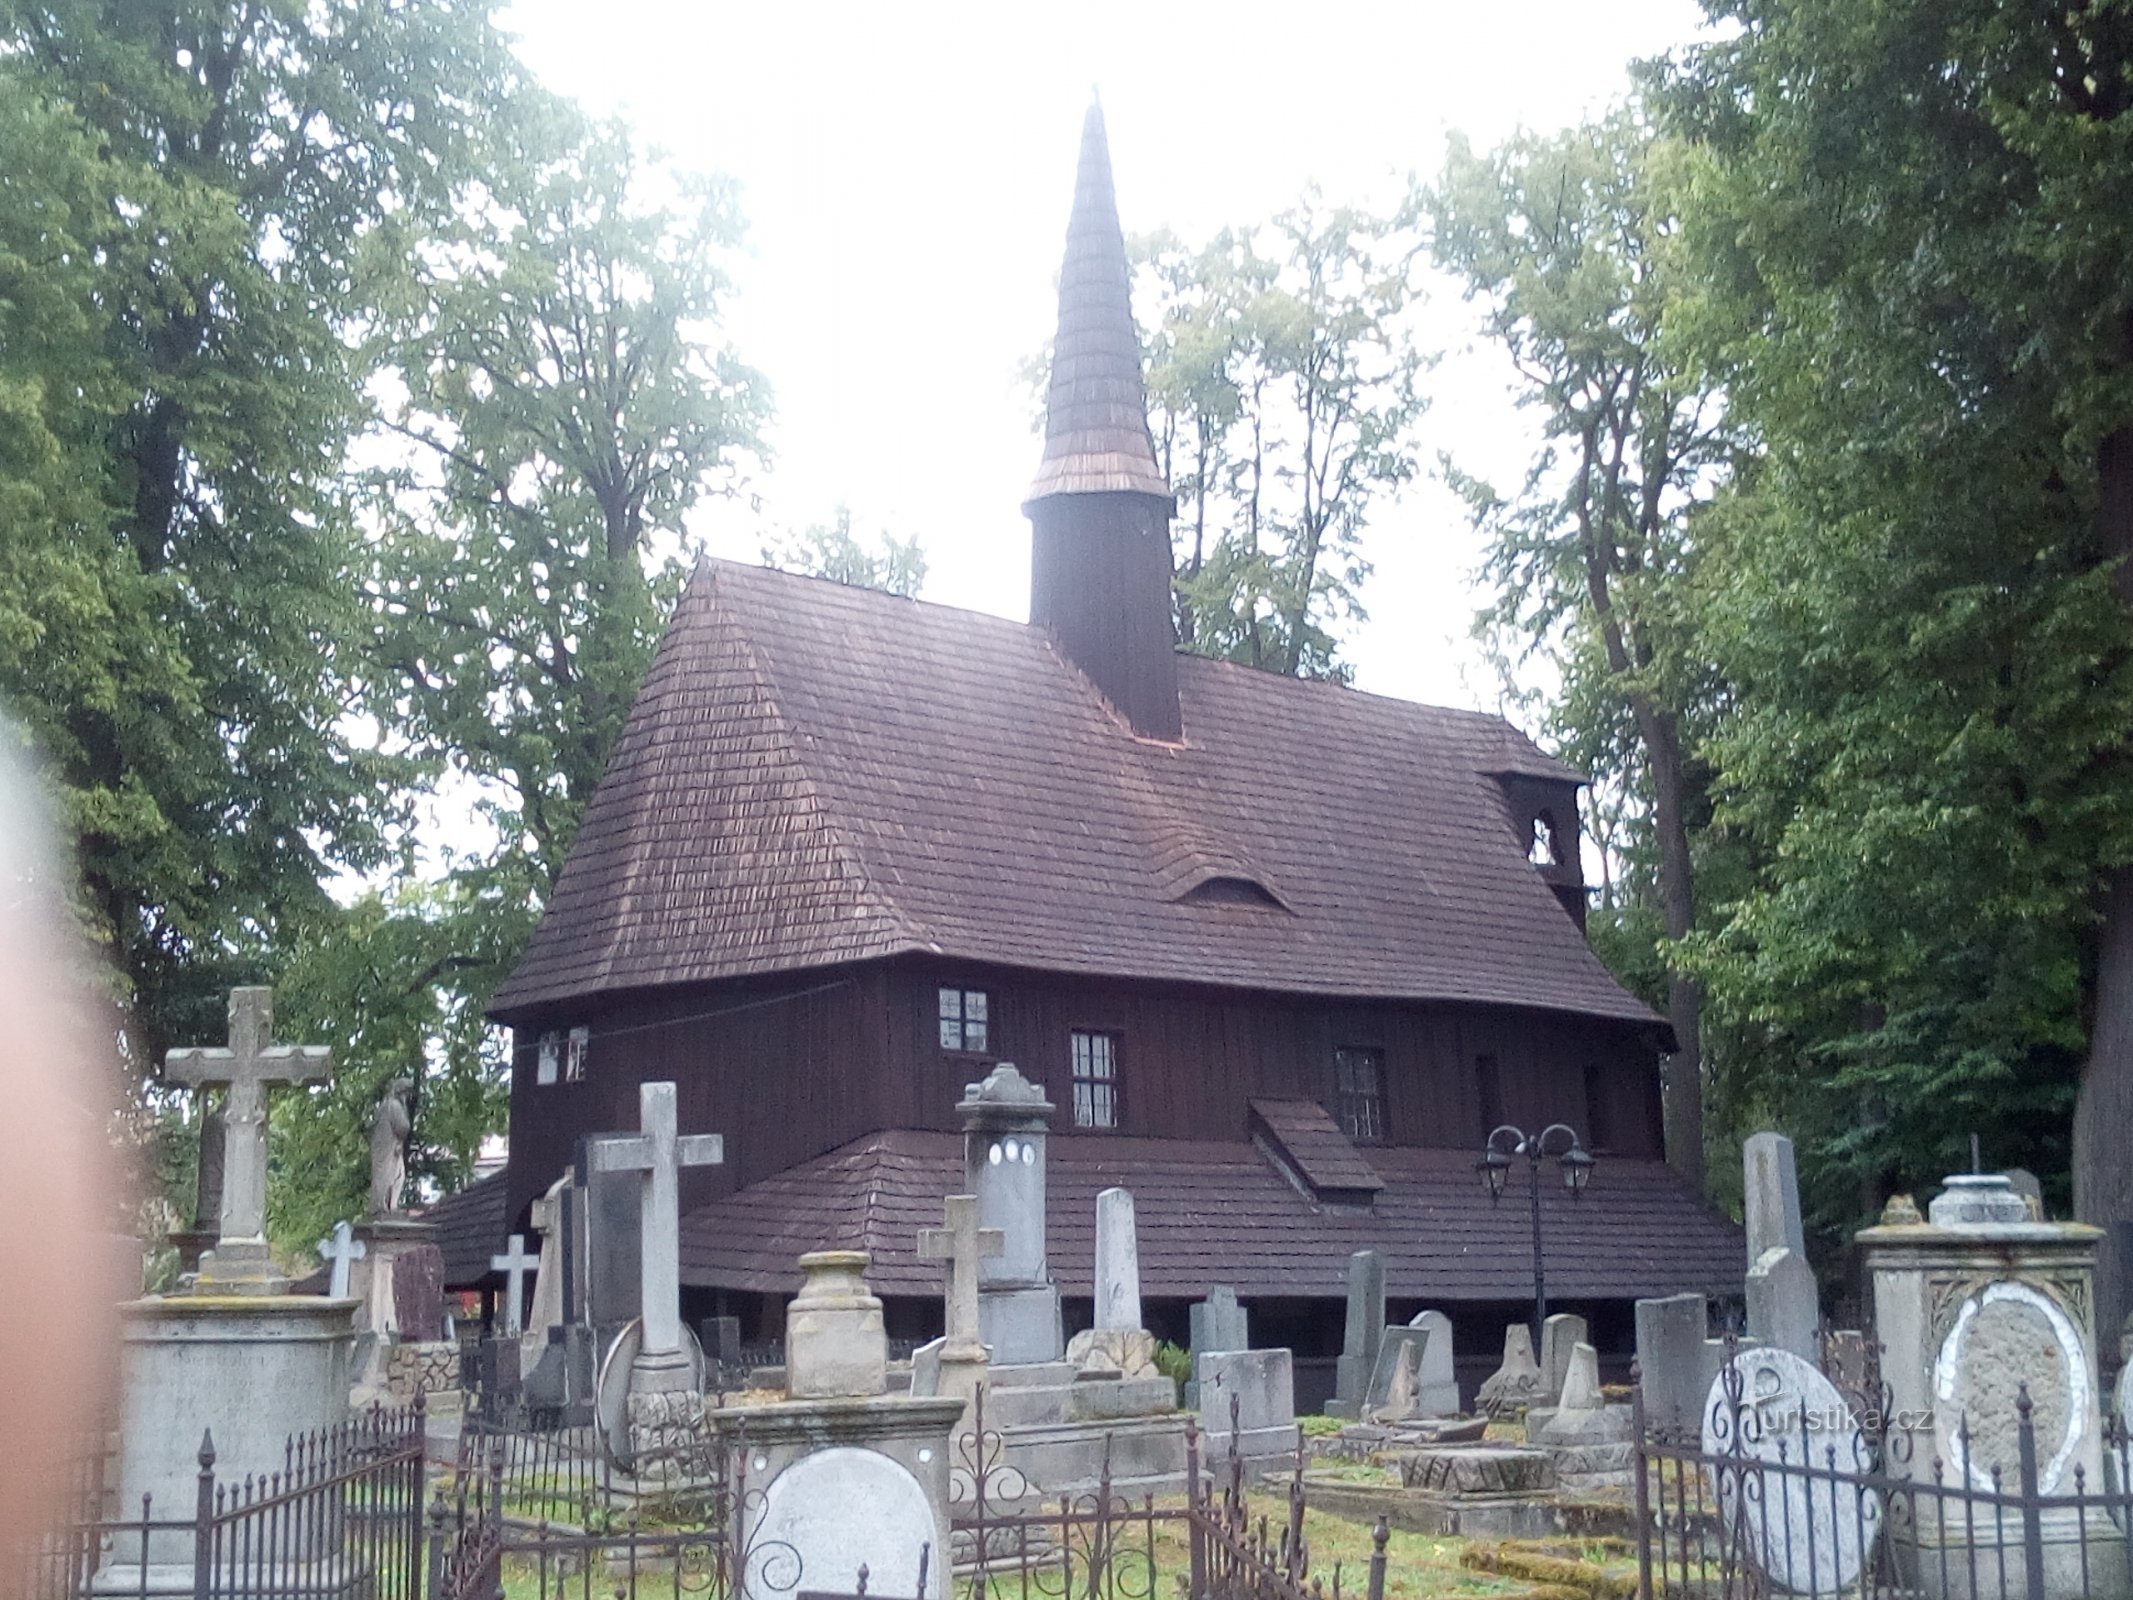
[1476,1322,1543,1416]
[1744,1131,1809,1260]
[919,1194,1002,1361]
[1746,1245,1819,1360]
[1197,1348,1296,1464]
[1363,1324,1431,1422]
[1405,1310,1460,1415]
[1094,1187,1142,1332]
[702,1314,743,1368]
[491,1232,537,1335]
[317,1220,365,1301]
[958,1064,1061,1364]
[1329,1249,1386,1418]
[392,1244,446,1341]
[1190,1286,1249,1355]
[1933,1279,2089,1492]
[1634,1293,1711,1436]
[525,1172,570,1339]
[788,1250,888,1400]
[1539,1312,1588,1404]
[755,1446,943,1600]
[1704,1345,1881,1595]
[164,986,332,1292]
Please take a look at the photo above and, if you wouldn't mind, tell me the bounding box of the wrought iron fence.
[1634,1340,2133,1600]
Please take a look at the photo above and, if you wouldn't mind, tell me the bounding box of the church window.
[565,1026,590,1083]
[1529,813,1562,867]
[1334,1047,1386,1143]
[938,987,990,1052]
[536,1032,560,1087]
[1070,1030,1119,1128]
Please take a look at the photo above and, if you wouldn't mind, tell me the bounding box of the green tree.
[0,0,514,1071]
[1654,0,2133,1275]
[1430,110,1735,1187]
[365,103,769,888]
[761,507,927,596]
[1134,195,1427,680]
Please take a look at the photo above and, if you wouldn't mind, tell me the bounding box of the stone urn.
[786,1250,887,1400]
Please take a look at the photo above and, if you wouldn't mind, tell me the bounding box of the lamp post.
[1478,1122,1594,1348]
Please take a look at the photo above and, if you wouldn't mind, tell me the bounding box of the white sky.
[498,0,1710,719]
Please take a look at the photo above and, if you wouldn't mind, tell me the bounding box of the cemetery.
[13,13,2133,1600]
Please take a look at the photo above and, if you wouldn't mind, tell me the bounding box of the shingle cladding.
[491,557,1651,1024]
[676,1129,1742,1302]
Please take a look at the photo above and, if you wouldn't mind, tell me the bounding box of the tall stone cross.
[588,1082,722,1363]
[317,1220,366,1300]
[490,1233,537,1335]
[165,987,331,1291]
[918,1194,1003,1360]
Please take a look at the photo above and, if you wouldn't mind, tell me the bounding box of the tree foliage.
[1134,196,1427,680]
[761,507,927,597]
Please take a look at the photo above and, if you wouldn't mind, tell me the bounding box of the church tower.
[1024,102,1183,743]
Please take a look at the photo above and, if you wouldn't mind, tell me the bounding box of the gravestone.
[1363,1324,1431,1422]
[1197,1348,1296,1465]
[580,1132,645,1334]
[753,1447,944,1599]
[1475,1323,1543,1416]
[1094,1187,1142,1332]
[1746,1245,1819,1360]
[917,1193,1001,1408]
[702,1315,743,1368]
[524,1172,570,1340]
[170,1107,224,1273]
[1703,1346,1880,1596]
[1633,1293,1713,1436]
[1190,1286,1249,1355]
[1405,1310,1460,1416]
[1743,1131,1809,1260]
[787,1250,888,1400]
[1328,1249,1386,1419]
[491,1233,537,1335]
[2001,1168,2045,1221]
[1539,1312,1587,1405]
[957,1064,1061,1364]
[317,1221,365,1301]
[165,986,333,1293]
[390,1243,446,1341]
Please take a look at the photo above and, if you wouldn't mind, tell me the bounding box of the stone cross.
[491,1232,538,1335]
[165,987,331,1290]
[317,1220,365,1300]
[918,1194,1003,1360]
[587,1082,722,1360]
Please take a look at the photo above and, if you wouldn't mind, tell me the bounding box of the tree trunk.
[2074,421,2133,1344]
[1638,700,1705,1189]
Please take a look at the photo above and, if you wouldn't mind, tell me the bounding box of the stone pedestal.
[95,1295,358,1595]
[1860,1174,2119,1600]
[350,1216,446,1355]
[787,1250,888,1400]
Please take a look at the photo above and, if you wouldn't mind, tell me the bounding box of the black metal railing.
[1634,1343,2133,1600]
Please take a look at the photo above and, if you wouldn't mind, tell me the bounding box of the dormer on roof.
[1024,100,1183,744]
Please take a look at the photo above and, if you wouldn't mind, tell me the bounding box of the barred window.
[1334,1047,1386,1143]
[536,1032,560,1087]
[1071,1031,1119,1129]
[564,1026,590,1083]
[938,987,990,1053]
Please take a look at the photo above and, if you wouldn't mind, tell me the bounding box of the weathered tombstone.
[390,1243,446,1341]
[164,986,333,1292]
[908,1336,945,1399]
[1745,1245,1819,1360]
[1743,1130,1809,1261]
[1328,1249,1386,1419]
[1703,1346,1880,1596]
[701,1314,743,1368]
[588,1081,724,1465]
[1093,1187,1142,1332]
[1190,1286,1249,1356]
[524,1171,570,1339]
[490,1232,537,1336]
[317,1220,365,1301]
[916,1193,1000,1406]
[1363,1325,1431,1422]
[1633,1293,1710,1435]
[787,1249,888,1399]
[1405,1310,1460,1416]
[580,1131,645,1334]
[1539,1312,1588,1405]
[2001,1167,2045,1220]
[957,1064,1061,1364]
[1197,1348,1296,1464]
[1475,1322,1543,1416]
[1555,1341,1603,1414]
[170,1106,224,1273]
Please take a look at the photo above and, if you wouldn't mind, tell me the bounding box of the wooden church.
[439,103,1740,1403]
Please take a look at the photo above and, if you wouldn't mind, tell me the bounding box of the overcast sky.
[498,0,1710,718]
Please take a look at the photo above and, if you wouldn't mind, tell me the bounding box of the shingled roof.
[1024,100,1173,508]
[676,1128,1742,1302]
[491,559,1651,1023]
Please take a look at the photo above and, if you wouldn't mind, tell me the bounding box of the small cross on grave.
[317,1220,366,1300]
[165,987,332,1292]
[588,1082,722,1372]
[491,1232,537,1335]
[918,1194,1003,1361]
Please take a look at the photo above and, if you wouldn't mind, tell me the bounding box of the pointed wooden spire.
[1025,99,1173,508]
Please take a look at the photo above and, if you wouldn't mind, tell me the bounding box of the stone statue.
[368,1077,413,1217]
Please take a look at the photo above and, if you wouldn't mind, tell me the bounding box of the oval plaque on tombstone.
[1703,1346,1882,1596]
[755,1446,940,1598]
[1932,1280,2088,1494]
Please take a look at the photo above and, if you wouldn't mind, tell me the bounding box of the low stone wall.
[386,1340,461,1401]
